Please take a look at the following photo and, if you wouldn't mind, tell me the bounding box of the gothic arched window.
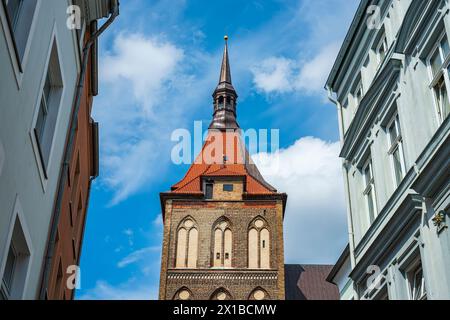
[175,217,198,268]
[248,287,270,300]
[248,217,270,269]
[210,288,232,300]
[212,217,232,268]
[173,287,193,300]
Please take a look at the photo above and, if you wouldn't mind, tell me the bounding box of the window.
[173,288,192,300]
[428,32,450,122]
[0,212,31,300]
[218,96,224,109]
[211,288,231,300]
[387,113,406,187]
[223,184,233,192]
[407,264,427,300]
[1,245,16,299]
[205,182,213,200]
[376,34,388,63]
[212,219,232,268]
[353,78,364,112]
[175,218,198,268]
[248,218,270,269]
[249,288,269,300]
[34,41,63,174]
[363,157,377,224]
[3,0,37,63]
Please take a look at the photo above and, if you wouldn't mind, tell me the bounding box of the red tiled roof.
[170,131,276,195]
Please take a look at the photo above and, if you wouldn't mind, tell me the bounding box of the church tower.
[159,37,287,300]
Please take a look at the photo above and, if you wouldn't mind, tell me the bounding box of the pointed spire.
[219,36,232,84]
[210,36,239,130]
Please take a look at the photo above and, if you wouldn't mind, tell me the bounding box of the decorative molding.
[167,271,278,281]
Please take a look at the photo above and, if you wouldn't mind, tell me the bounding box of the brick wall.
[159,199,285,300]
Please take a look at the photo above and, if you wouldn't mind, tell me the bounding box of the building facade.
[326,0,450,299]
[159,38,287,300]
[0,0,117,300]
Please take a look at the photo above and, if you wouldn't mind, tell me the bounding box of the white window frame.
[427,31,450,124]
[362,157,377,225]
[387,113,406,187]
[29,25,65,191]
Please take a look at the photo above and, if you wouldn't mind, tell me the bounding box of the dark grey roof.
[285,264,339,300]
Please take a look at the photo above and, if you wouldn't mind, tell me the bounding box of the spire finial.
[219,36,232,84]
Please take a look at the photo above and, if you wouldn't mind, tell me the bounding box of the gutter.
[39,0,119,300]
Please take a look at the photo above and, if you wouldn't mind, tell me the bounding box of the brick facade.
[159,192,286,300]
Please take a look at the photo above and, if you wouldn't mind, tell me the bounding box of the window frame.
[1,244,17,299]
[362,157,377,224]
[386,113,406,187]
[406,263,427,300]
[375,33,388,64]
[353,78,364,111]
[427,31,450,123]
[223,184,234,192]
[29,33,65,189]
[0,0,38,81]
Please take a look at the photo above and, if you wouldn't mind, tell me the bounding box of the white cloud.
[253,137,348,263]
[252,57,295,94]
[117,246,160,268]
[78,279,158,300]
[94,33,205,204]
[101,33,184,113]
[251,43,340,95]
[296,43,341,93]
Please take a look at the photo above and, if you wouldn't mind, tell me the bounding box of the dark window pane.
[2,245,16,294]
[205,183,213,199]
[223,184,233,192]
[6,0,23,30]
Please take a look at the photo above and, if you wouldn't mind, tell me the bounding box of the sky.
[76,0,360,300]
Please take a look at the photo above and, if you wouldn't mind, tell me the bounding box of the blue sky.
[76,0,359,300]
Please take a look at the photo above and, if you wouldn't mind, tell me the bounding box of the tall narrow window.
[175,218,198,268]
[1,245,16,299]
[205,183,213,200]
[407,262,427,300]
[0,214,31,300]
[212,219,232,268]
[248,218,270,269]
[248,228,258,269]
[376,33,388,63]
[34,41,64,173]
[363,157,377,224]
[353,78,364,112]
[387,113,406,187]
[428,32,450,123]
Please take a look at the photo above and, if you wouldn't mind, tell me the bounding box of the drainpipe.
[39,1,119,300]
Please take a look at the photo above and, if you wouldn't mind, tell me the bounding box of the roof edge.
[326,244,350,284]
